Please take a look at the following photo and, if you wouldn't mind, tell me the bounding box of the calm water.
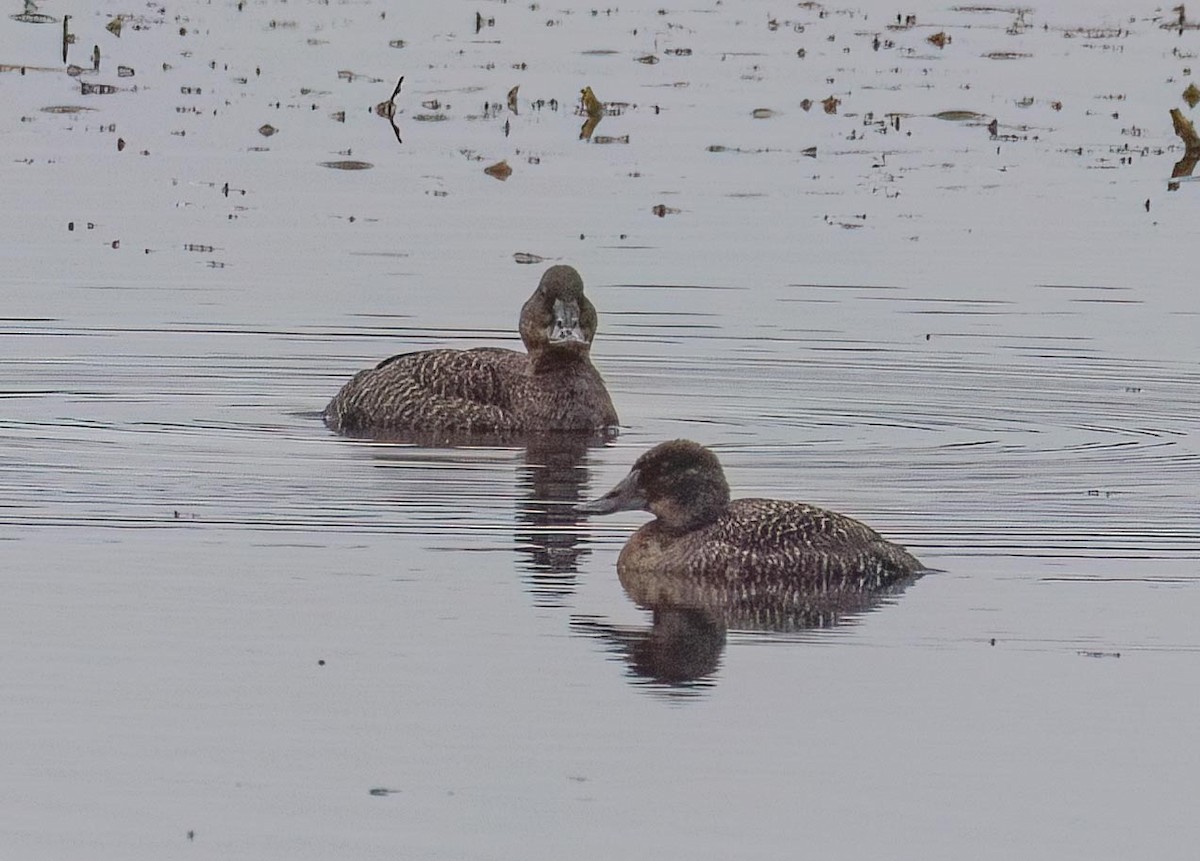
[3,1,1199,858]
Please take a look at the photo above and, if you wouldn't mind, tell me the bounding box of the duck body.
[324,265,619,436]
[581,440,923,601]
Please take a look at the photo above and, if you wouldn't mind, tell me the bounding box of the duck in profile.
[324,265,619,436]
[579,440,924,600]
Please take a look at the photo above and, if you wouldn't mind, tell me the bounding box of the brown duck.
[579,440,924,602]
[324,265,619,436]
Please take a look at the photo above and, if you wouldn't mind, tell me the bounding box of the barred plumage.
[324,265,619,437]
[580,440,925,608]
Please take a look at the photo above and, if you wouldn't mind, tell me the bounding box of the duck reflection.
[515,430,615,605]
[356,428,613,602]
[573,440,927,690]
[573,573,920,690]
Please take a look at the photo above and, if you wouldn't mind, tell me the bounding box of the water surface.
[2,1,1199,858]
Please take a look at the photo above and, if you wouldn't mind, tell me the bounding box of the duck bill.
[548,297,587,346]
[577,469,645,514]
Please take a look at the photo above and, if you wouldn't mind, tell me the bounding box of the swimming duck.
[579,440,924,597]
[324,265,619,436]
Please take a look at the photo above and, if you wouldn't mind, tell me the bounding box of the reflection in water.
[357,428,613,603]
[516,430,615,605]
[574,571,922,692]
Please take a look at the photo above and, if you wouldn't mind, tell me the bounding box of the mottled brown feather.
[323,266,618,436]
[583,440,925,605]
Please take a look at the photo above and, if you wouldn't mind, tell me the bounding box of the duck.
[324,265,619,436]
[578,440,924,601]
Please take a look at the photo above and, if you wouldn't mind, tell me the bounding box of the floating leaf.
[1184,83,1200,108]
[933,110,986,121]
[927,31,949,47]
[580,86,604,119]
[507,85,519,113]
[484,160,512,180]
[258,123,277,137]
[1170,108,1200,149]
[821,95,840,114]
[106,16,123,36]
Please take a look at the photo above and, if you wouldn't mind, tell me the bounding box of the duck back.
[324,348,524,434]
[618,498,922,594]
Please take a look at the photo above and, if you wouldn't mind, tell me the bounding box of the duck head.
[579,439,731,531]
[520,265,599,363]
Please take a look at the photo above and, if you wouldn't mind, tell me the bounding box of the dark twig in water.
[374,75,404,143]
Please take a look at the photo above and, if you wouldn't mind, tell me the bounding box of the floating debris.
[106,15,123,36]
[1170,107,1200,149]
[928,31,950,48]
[592,134,629,144]
[580,85,604,119]
[800,98,813,111]
[751,108,777,118]
[507,85,519,113]
[664,47,692,56]
[413,113,447,122]
[513,252,546,264]
[368,788,400,797]
[12,0,56,25]
[933,110,987,121]
[117,65,134,77]
[983,51,1031,60]
[61,14,73,62]
[484,159,512,180]
[258,123,277,137]
[80,81,118,95]
[821,95,840,114]
[375,76,403,118]
[320,160,374,170]
[337,69,384,83]
[635,54,659,64]
[41,104,93,113]
[1184,83,1200,108]
[651,204,681,217]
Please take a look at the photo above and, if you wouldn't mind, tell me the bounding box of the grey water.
[2,1,1199,858]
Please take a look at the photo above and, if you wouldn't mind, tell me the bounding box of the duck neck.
[527,344,592,375]
[650,484,728,533]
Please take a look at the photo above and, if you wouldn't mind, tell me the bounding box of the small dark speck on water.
[369,787,400,797]
[989,638,996,646]
[318,659,325,666]
[1144,198,1150,211]
[186,830,194,841]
